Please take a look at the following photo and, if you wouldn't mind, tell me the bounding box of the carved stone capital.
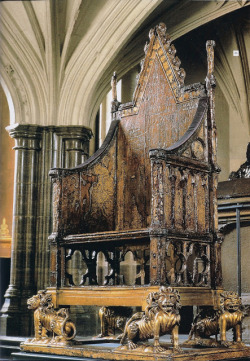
[6,123,43,150]
[53,126,93,142]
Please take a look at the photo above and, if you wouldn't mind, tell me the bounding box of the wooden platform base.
[21,340,250,361]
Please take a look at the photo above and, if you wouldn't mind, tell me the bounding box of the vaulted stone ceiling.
[0,0,249,131]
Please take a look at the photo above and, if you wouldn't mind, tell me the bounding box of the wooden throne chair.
[47,23,222,312]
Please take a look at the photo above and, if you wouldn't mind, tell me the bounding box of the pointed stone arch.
[0,4,47,125]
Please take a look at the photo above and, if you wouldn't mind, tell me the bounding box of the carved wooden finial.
[156,22,167,37]
[111,71,117,102]
[206,40,216,89]
[229,142,250,179]
[111,72,120,113]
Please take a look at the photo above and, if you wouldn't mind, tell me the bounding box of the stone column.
[1,124,42,336]
[0,124,92,336]
[35,126,92,291]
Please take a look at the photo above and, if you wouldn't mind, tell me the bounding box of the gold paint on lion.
[186,291,246,348]
[98,306,131,339]
[120,286,182,353]
[26,290,76,345]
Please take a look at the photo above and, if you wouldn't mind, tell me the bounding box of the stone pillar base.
[0,311,32,337]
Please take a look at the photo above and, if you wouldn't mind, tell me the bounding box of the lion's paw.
[154,345,166,353]
[30,338,38,344]
[220,340,231,348]
[232,341,247,349]
[30,337,49,344]
[97,333,105,338]
[128,341,137,350]
[42,338,51,344]
[54,336,64,343]
[173,346,184,353]
[25,338,33,343]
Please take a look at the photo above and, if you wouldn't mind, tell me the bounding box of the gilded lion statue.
[120,286,182,352]
[98,306,132,339]
[186,291,246,347]
[27,290,76,343]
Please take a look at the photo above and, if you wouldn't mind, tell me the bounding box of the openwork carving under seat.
[48,23,223,311]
